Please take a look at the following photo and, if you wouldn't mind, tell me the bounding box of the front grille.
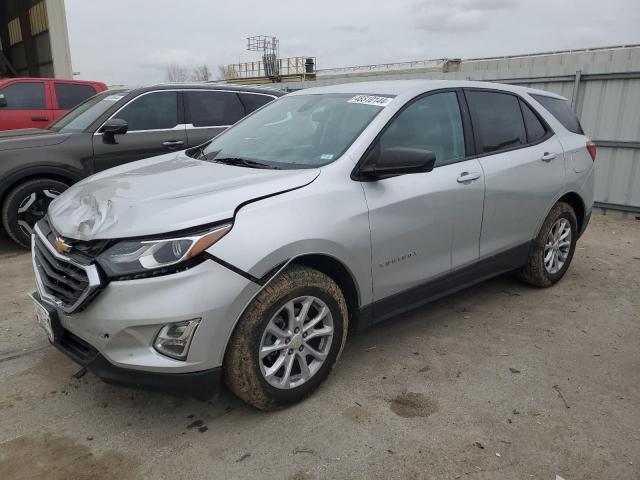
[32,221,102,313]
[33,235,90,307]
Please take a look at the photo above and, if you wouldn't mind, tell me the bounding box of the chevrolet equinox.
[30,80,595,410]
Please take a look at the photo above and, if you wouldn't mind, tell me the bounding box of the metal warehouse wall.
[278,45,640,213]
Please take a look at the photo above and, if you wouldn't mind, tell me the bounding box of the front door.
[361,91,485,311]
[92,90,187,172]
[464,89,566,257]
[0,80,52,130]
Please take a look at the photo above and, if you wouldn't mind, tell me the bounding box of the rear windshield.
[531,94,583,134]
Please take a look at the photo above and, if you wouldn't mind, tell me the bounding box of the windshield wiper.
[213,157,278,169]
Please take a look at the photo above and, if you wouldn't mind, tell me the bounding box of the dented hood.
[48,152,320,240]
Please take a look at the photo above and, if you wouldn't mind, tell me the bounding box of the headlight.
[98,223,232,278]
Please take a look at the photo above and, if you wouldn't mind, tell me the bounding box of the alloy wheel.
[259,296,334,390]
[16,189,60,237]
[543,218,572,274]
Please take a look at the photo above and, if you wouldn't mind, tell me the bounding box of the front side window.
[116,91,178,131]
[1,82,46,109]
[200,93,389,168]
[378,92,466,167]
[531,94,583,134]
[186,91,244,127]
[466,90,526,153]
[55,83,97,109]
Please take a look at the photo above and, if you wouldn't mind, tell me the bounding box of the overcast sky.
[66,0,639,85]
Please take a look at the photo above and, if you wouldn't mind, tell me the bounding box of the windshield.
[200,93,392,168]
[48,90,128,134]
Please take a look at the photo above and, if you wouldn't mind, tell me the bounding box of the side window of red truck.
[0,82,46,109]
[54,83,98,109]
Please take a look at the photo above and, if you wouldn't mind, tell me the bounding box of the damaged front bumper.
[32,290,222,399]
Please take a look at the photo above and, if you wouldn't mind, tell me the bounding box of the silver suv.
[30,80,595,410]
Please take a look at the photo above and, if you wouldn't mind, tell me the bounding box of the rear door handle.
[31,116,49,122]
[541,152,558,162]
[457,171,481,183]
[162,140,184,148]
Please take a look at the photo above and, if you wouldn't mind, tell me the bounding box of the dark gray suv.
[0,83,282,248]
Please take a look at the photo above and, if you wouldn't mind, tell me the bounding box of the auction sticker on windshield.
[347,95,393,107]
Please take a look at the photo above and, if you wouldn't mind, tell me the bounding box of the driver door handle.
[162,140,184,148]
[541,152,558,162]
[31,116,49,122]
[457,171,481,183]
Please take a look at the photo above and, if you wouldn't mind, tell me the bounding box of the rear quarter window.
[531,94,583,134]
[239,93,275,114]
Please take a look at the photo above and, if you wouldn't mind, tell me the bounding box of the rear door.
[0,79,52,129]
[183,90,246,146]
[362,90,485,306]
[465,89,566,257]
[52,82,98,121]
[92,90,187,172]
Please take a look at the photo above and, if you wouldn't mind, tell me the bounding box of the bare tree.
[191,64,211,82]
[217,65,230,81]
[165,63,189,82]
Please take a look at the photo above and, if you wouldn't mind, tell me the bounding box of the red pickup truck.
[0,78,107,131]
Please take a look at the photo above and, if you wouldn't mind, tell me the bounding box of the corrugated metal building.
[278,45,640,213]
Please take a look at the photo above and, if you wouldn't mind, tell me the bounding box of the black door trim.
[358,241,531,330]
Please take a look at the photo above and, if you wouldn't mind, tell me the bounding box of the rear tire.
[224,265,348,410]
[1,178,68,249]
[519,201,577,287]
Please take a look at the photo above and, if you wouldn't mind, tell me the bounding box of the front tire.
[519,201,577,287]
[224,265,348,410]
[1,179,68,249]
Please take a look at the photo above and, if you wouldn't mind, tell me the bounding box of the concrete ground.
[0,213,638,480]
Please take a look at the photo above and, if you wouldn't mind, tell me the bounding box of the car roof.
[131,83,284,96]
[288,79,566,101]
[0,77,104,85]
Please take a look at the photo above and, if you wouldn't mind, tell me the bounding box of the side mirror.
[360,147,436,180]
[0,94,7,108]
[100,118,128,138]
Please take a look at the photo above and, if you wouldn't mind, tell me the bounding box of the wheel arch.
[290,253,362,332]
[0,166,81,205]
[557,191,586,236]
[220,252,364,365]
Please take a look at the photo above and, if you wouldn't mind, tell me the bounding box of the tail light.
[586,141,597,161]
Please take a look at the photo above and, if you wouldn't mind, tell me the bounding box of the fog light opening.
[153,318,200,360]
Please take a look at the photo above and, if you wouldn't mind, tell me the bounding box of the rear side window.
[239,93,275,114]
[520,101,547,143]
[55,83,97,109]
[466,90,526,153]
[116,91,178,131]
[379,91,466,167]
[186,91,244,127]
[0,82,46,109]
[531,94,583,134]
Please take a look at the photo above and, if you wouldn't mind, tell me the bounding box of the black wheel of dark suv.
[1,179,69,249]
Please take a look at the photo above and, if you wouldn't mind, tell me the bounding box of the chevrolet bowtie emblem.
[54,237,72,254]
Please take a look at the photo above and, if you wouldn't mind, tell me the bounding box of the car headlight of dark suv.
[97,223,232,278]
